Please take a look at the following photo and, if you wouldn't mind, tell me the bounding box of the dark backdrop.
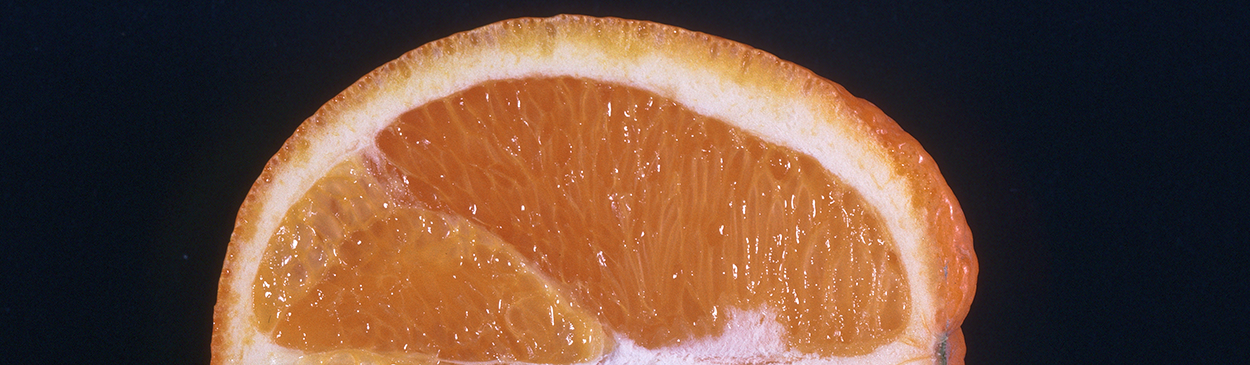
[3,1,1247,363]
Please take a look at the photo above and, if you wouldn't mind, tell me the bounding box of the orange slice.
[212,15,976,365]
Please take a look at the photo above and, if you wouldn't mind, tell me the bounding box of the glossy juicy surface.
[252,77,908,361]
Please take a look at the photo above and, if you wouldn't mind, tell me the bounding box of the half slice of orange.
[212,15,976,365]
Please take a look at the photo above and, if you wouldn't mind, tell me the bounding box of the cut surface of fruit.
[213,15,976,365]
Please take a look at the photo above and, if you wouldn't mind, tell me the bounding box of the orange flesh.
[253,77,908,361]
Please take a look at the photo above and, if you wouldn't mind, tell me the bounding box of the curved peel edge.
[213,14,976,364]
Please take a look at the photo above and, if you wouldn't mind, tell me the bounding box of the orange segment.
[255,155,606,363]
[376,77,907,355]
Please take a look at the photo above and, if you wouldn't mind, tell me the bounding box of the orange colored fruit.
[212,15,976,364]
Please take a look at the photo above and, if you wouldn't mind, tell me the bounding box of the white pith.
[217,16,947,365]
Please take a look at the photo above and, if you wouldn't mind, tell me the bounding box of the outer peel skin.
[213,15,976,365]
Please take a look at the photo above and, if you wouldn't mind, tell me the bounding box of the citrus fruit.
[212,15,976,365]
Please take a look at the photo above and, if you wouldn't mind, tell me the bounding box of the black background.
[3,1,1247,364]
